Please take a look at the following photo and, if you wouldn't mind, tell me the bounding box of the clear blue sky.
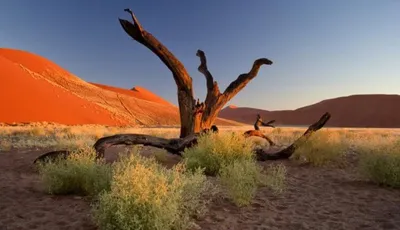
[1,0,399,110]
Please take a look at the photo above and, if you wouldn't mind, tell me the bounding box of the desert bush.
[218,159,263,206]
[0,140,12,151]
[183,132,255,176]
[358,140,400,188]
[291,130,347,166]
[218,160,287,206]
[153,149,169,163]
[29,127,47,136]
[269,128,303,146]
[93,151,214,230]
[271,127,282,135]
[37,146,112,196]
[261,163,287,194]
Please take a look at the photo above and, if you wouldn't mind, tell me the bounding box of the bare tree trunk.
[118,9,272,137]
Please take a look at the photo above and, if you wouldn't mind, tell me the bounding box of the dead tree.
[34,8,332,165]
[254,114,276,130]
[119,9,273,138]
[34,112,331,164]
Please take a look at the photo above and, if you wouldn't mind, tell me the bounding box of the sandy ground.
[1,147,400,230]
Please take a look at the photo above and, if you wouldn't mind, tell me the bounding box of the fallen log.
[94,133,199,158]
[254,112,331,161]
[33,150,71,164]
[33,112,331,164]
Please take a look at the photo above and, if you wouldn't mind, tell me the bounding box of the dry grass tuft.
[291,130,348,167]
[36,145,112,196]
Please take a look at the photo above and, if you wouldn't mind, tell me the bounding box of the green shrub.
[358,141,400,188]
[218,159,263,206]
[37,146,112,196]
[218,160,287,207]
[93,151,214,230]
[153,149,168,163]
[183,132,255,175]
[291,131,346,166]
[261,163,287,194]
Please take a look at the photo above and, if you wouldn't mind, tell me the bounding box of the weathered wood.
[221,58,273,103]
[93,133,199,158]
[33,8,330,165]
[34,113,330,164]
[195,50,273,131]
[254,112,331,161]
[119,9,273,137]
[119,9,195,138]
[33,150,71,164]
[195,50,221,130]
[243,130,275,146]
[33,134,198,164]
[254,114,276,130]
[263,120,276,128]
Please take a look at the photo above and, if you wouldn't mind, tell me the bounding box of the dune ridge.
[220,94,400,128]
[90,82,174,107]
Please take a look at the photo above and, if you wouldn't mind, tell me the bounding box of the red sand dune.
[0,54,120,125]
[219,94,400,128]
[90,82,173,107]
[0,48,241,127]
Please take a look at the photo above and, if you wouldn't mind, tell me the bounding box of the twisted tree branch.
[118,10,192,93]
[244,130,276,146]
[196,50,219,94]
[222,58,273,102]
[119,8,196,137]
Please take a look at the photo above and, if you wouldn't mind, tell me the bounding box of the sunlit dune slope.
[0,48,242,127]
[90,82,174,107]
[0,55,120,125]
[0,48,178,125]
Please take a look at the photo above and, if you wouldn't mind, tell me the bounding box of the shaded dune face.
[220,94,400,128]
[0,48,242,127]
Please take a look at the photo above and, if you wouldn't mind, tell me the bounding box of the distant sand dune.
[220,94,400,128]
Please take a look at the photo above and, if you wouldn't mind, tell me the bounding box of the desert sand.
[220,94,400,128]
[1,143,400,230]
[0,48,241,127]
[2,47,397,129]
[90,82,173,107]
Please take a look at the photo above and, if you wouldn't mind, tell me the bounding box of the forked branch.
[196,50,219,94]
[196,49,221,119]
[222,58,273,102]
[123,8,144,34]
